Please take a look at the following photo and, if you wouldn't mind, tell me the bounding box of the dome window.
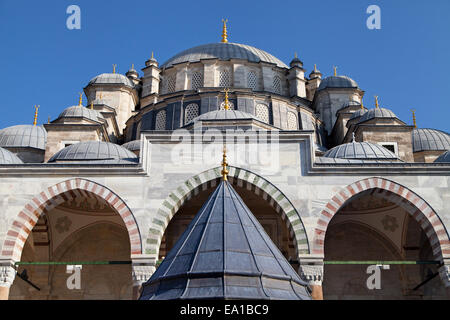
[155,110,167,130]
[287,111,298,130]
[255,104,269,123]
[191,72,203,90]
[184,104,199,124]
[272,75,282,94]
[247,71,257,91]
[219,69,231,87]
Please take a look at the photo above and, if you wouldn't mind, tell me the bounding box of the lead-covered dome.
[122,140,141,152]
[324,141,398,160]
[412,128,450,152]
[48,141,138,164]
[88,73,135,88]
[162,42,289,69]
[318,76,358,91]
[57,106,102,122]
[0,147,23,164]
[187,109,258,126]
[434,151,450,163]
[349,108,367,120]
[0,125,47,150]
[358,107,398,124]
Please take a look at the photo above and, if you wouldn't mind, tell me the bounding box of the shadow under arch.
[1,178,142,262]
[313,177,450,262]
[145,166,309,259]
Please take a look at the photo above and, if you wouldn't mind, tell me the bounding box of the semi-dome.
[318,76,358,91]
[324,141,398,160]
[0,125,47,150]
[57,106,102,122]
[434,151,450,163]
[0,147,23,164]
[162,42,289,69]
[88,73,135,88]
[48,141,138,164]
[188,109,257,125]
[122,140,141,151]
[358,107,398,124]
[412,128,450,152]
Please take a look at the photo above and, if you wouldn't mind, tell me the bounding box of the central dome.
[162,42,289,69]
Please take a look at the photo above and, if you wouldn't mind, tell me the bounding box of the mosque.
[0,21,449,300]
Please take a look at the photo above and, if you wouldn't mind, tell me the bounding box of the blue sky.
[0,0,449,132]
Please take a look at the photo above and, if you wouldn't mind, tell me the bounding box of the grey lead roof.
[358,107,398,124]
[0,147,23,164]
[48,141,138,163]
[162,42,289,69]
[318,76,359,91]
[88,73,135,88]
[0,125,47,150]
[189,110,257,125]
[140,180,311,300]
[435,151,450,163]
[122,140,141,151]
[57,106,102,122]
[412,128,450,152]
[324,141,399,160]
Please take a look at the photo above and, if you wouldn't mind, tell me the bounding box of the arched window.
[287,111,298,130]
[247,71,257,91]
[167,75,176,93]
[255,104,269,123]
[184,103,199,124]
[219,69,231,87]
[191,72,203,90]
[272,75,282,94]
[155,110,166,130]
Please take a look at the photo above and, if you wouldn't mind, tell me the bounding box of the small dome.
[88,73,135,88]
[350,108,368,120]
[48,141,138,163]
[324,141,398,160]
[0,147,23,164]
[57,106,102,122]
[0,125,47,150]
[412,128,450,152]
[434,151,450,163]
[188,110,257,125]
[318,76,358,91]
[162,42,288,69]
[122,140,141,151]
[358,107,398,124]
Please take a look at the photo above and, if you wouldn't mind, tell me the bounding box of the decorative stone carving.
[132,256,156,287]
[0,262,16,288]
[298,264,323,286]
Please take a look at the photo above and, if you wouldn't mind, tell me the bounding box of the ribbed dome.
[350,108,368,120]
[140,180,310,300]
[324,141,398,160]
[318,76,358,91]
[412,128,450,152]
[0,147,23,164]
[88,73,135,88]
[122,140,141,151]
[162,42,288,69]
[188,110,257,125]
[48,141,138,163]
[57,106,102,122]
[435,151,450,163]
[358,108,398,124]
[0,125,47,150]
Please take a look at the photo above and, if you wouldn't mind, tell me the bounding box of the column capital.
[298,254,324,286]
[131,255,156,286]
[0,260,16,288]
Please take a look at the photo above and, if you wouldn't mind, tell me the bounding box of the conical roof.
[140,180,311,300]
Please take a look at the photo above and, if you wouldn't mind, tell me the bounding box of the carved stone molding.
[439,264,450,288]
[0,261,16,288]
[131,255,156,286]
[298,254,324,286]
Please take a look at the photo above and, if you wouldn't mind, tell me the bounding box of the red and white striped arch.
[313,177,450,260]
[1,178,142,261]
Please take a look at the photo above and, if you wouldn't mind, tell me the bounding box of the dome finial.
[90,101,94,110]
[221,145,229,181]
[223,88,230,110]
[294,52,298,59]
[112,64,117,74]
[361,98,364,110]
[221,19,228,43]
[314,64,318,72]
[333,66,337,76]
[411,109,417,128]
[33,105,40,126]
[374,95,379,108]
[99,92,103,99]
[78,92,83,106]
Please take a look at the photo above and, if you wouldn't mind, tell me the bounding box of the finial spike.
[314,64,317,72]
[411,109,417,128]
[79,93,83,106]
[221,145,229,181]
[223,89,230,110]
[33,105,40,126]
[132,63,134,70]
[90,101,94,110]
[374,96,379,108]
[99,93,103,99]
[221,19,228,43]
[151,51,154,60]
[113,64,117,74]
[48,116,50,124]
[333,66,337,76]
[361,98,364,110]
[294,52,298,59]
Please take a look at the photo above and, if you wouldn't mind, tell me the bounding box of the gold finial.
[99,93,103,99]
[374,95,379,108]
[221,145,229,181]
[223,88,230,110]
[90,101,94,110]
[131,63,134,70]
[411,109,417,128]
[294,52,298,59]
[78,92,83,106]
[151,51,154,60]
[333,66,337,76]
[48,116,50,124]
[314,64,317,73]
[221,19,228,43]
[33,105,40,126]
[361,98,364,110]
[113,64,117,74]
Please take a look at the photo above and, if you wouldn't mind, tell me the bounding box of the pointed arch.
[1,178,142,261]
[313,177,450,261]
[145,166,309,259]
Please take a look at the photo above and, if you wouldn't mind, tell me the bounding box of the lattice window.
[255,104,269,123]
[219,69,231,87]
[273,75,282,94]
[191,72,203,90]
[185,103,199,124]
[155,110,166,130]
[167,75,176,93]
[219,100,235,110]
[287,111,298,130]
[247,71,257,91]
